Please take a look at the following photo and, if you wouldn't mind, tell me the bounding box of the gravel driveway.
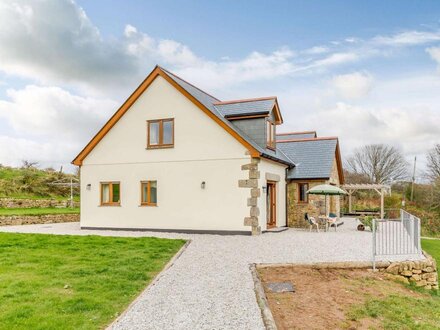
[0,218,421,329]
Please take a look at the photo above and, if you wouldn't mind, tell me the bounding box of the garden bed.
[258,265,439,329]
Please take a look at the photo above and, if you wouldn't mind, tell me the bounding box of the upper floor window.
[298,183,309,203]
[101,182,120,206]
[266,120,276,149]
[147,118,174,149]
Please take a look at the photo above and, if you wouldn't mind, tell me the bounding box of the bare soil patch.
[257,266,424,330]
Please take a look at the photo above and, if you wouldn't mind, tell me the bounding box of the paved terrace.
[0,218,423,330]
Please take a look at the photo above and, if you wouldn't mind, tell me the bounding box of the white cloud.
[0,85,116,139]
[331,72,374,99]
[303,46,329,54]
[426,47,440,71]
[373,30,440,46]
[0,85,117,168]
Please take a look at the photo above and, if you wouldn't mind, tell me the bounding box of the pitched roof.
[276,131,317,140]
[277,137,343,182]
[159,67,292,166]
[72,66,293,166]
[214,98,275,116]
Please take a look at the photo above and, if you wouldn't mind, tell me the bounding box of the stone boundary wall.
[384,252,438,290]
[0,214,79,226]
[0,198,79,209]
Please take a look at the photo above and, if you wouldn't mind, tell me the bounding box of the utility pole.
[410,156,416,202]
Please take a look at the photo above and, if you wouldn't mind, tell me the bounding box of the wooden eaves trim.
[72,66,260,165]
[276,130,317,137]
[277,136,339,143]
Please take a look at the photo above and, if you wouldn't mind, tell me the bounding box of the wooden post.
[380,188,384,220]
[348,191,352,213]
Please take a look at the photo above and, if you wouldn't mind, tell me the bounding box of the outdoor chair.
[305,213,319,232]
[327,213,339,232]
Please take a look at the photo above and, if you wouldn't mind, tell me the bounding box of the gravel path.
[0,218,423,330]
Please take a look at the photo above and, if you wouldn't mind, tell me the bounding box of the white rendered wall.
[80,75,253,231]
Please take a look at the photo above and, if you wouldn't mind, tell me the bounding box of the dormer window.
[266,120,276,149]
[147,118,174,149]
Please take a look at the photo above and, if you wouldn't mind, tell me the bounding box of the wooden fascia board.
[72,67,260,165]
[335,141,345,184]
[273,99,283,124]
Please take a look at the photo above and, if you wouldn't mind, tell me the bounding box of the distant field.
[0,208,80,216]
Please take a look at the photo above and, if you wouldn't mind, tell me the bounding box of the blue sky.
[0,0,440,180]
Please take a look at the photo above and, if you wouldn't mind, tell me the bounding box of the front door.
[266,181,277,228]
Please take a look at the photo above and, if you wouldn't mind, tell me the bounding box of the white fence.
[372,209,422,269]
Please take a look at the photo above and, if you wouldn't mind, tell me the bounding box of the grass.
[422,239,440,263]
[0,233,186,330]
[0,208,80,216]
[346,239,440,329]
[0,194,80,201]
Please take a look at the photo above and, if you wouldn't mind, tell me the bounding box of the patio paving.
[0,218,423,329]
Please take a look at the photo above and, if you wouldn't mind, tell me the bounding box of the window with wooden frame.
[266,120,276,149]
[298,183,309,203]
[100,182,120,206]
[147,118,174,148]
[141,181,157,206]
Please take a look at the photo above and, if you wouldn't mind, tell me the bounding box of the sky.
[0,0,440,180]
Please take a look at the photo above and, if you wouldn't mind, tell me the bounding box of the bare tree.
[345,144,409,184]
[21,160,39,169]
[427,144,440,181]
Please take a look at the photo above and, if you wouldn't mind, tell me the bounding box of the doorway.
[266,181,277,228]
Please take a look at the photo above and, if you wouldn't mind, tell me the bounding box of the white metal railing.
[372,209,422,269]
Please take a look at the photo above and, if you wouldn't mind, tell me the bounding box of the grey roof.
[160,67,294,166]
[214,99,275,117]
[277,139,337,180]
[276,132,316,140]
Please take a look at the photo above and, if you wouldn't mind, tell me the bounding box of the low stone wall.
[0,198,79,208]
[0,214,79,226]
[384,252,438,290]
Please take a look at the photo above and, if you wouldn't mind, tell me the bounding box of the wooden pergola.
[342,184,391,219]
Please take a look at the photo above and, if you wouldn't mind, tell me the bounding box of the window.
[266,120,276,149]
[298,183,309,203]
[101,182,120,206]
[147,119,174,148]
[141,181,157,206]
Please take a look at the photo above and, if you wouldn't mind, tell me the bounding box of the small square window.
[147,119,174,148]
[101,182,120,206]
[141,181,157,206]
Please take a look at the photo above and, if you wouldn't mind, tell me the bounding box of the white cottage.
[73,66,343,234]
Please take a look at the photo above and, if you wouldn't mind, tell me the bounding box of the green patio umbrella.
[307,184,348,216]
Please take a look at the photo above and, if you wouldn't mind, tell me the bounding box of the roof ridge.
[158,66,221,102]
[276,131,316,136]
[277,136,338,143]
[213,96,276,105]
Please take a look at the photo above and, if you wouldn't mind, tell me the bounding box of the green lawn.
[0,207,80,216]
[347,239,440,329]
[0,233,186,330]
[422,239,440,263]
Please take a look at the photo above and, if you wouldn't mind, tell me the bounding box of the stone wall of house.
[287,180,325,227]
[0,198,79,209]
[0,213,79,226]
[239,158,261,235]
[287,158,341,228]
[384,252,438,290]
